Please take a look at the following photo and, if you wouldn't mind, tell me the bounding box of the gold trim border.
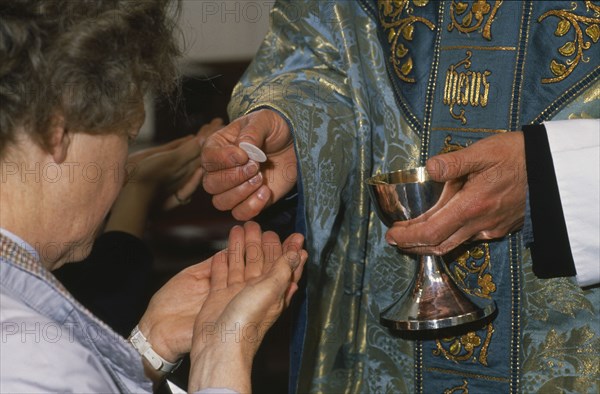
[425,367,511,383]
[534,68,600,123]
[431,127,507,133]
[442,45,516,51]
[418,1,447,388]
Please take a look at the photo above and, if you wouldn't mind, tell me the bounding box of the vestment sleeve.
[227,0,353,131]
[523,120,599,287]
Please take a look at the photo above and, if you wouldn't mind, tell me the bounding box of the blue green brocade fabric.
[228,1,600,393]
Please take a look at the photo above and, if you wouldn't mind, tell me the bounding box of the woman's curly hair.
[0,0,181,155]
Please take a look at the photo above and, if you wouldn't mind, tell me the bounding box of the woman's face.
[48,117,143,267]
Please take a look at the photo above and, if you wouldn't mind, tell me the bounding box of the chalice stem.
[380,254,496,331]
[367,167,496,331]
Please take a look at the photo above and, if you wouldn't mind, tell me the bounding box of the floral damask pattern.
[522,326,600,393]
[521,249,599,393]
[523,265,594,322]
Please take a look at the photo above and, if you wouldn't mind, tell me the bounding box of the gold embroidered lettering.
[439,135,472,154]
[444,68,452,103]
[469,71,478,106]
[443,51,492,124]
[481,70,491,107]
[459,73,468,105]
[444,379,469,394]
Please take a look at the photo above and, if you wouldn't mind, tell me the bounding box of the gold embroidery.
[432,242,497,365]
[444,379,469,394]
[443,51,492,124]
[440,135,470,153]
[433,323,495,365]
[448,0,504,40]
[538,2,600,83]
[586,0,600,13]
[378,0,436,83]
[453,243,496,299]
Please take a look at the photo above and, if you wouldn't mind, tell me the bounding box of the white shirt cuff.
[543,119,600,287]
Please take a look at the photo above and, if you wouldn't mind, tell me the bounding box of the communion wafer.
[239,142,267,163]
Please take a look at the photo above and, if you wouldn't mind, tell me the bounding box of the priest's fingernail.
[386,237,397,246]
[256,185,270,201]
[248,172,263,185]
[242,160,259,177]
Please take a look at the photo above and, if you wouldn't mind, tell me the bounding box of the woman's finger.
[227,225,245,285]
[243,221,264,280]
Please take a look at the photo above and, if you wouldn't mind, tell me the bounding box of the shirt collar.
[0,228,40,261]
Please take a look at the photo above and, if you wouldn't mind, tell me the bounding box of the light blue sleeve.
[0,292,127,393]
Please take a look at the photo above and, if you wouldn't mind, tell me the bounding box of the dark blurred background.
[148,61,296,393]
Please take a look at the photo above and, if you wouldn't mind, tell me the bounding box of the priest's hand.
[385,132,527,255]
[200,109,298,221]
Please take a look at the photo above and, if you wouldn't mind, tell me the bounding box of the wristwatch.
[128,325,182,373]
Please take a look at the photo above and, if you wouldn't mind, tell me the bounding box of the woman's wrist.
[189,341,252,393]
[141,356,168,388]
[136,320,182,365]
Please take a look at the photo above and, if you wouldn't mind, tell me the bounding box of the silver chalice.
[366,167,496,331]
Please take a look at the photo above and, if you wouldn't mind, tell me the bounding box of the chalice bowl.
[366,167,496,331]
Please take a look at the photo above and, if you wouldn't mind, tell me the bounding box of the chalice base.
[381,255,497,331]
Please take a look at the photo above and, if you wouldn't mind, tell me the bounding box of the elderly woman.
[0,1,306,393]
